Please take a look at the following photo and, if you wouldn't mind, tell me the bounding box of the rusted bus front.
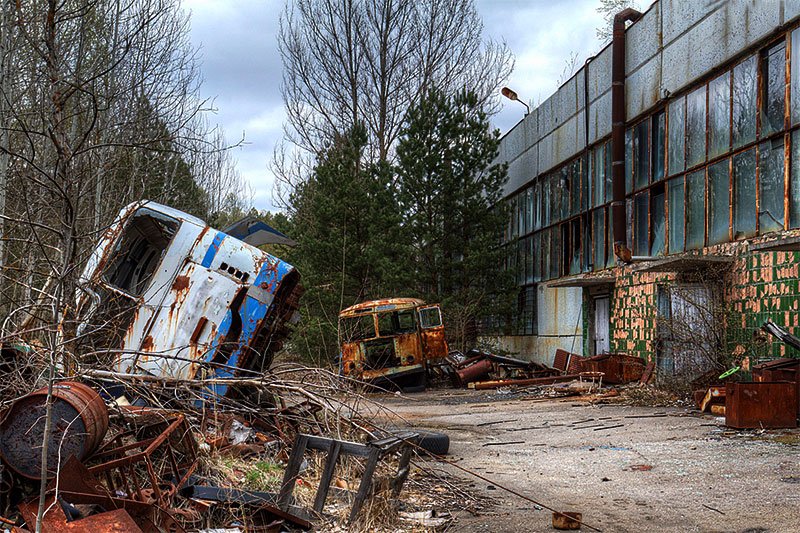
[338,298,448,386]
[76,201,302,398]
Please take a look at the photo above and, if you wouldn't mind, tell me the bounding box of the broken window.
[651,184,666,256]
[418,307,442,329]
[686,86,706,168]
[634,119,650,190]
[668,97,685,175]
[340,314,375,342]
[570,159,580,216]
[792,130,800,228]
[593,208,605,270]
[527,236,535,283]
[652,111,666,184]
[708,72,731,159]
[593,144,605,206]
[562,166,571,220]
[668,176,685,253]
[708,158,731,245]
[686,169,705,250]
[541,229,550,280]
[103,208,180,296]
[605,140,613,205]
[733,55,757,149]
[542,178,551,226]
[534,182,542,229]
[570,220,581,275]
[583,215,592,272]
[517,238,526,285]
[758,138,786,233]
[527,187,534,233]
[377,310,416,336]
[760,42,786,137]
[733,148,757,239]
[581,155,589,212]
[634,191,649,256]
[550,228,561,279]
[625,127,633,193]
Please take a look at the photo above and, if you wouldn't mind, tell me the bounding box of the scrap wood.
[471,374,581,390]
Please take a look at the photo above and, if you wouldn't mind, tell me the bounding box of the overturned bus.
[338,298,448,391]
[76,201,302,397]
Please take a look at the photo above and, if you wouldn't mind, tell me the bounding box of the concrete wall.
[493,0,800,361]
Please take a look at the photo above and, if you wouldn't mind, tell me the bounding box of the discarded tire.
[415,429,449,455]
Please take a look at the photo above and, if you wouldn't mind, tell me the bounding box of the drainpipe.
[611,7,642,264]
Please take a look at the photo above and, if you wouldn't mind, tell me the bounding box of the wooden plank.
[312,441,341,513]
[349,448,381,523]
[277,434,308,510]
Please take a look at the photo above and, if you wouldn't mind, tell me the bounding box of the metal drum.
[0,381,108,479]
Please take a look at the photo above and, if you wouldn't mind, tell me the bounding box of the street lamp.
[501,86,530,115]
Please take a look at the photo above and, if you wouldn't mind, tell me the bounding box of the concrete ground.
[373,389,800,533]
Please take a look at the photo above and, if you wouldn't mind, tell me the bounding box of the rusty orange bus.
[338,298,448,391]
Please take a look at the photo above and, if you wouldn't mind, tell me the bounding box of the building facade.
[488,0,800,381]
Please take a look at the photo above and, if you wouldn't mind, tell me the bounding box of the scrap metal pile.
[692,320,800,429]
[441,348,649,391]
[0,373,425,533]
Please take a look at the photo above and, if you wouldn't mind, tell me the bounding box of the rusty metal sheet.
[583,353,644,384]
[339,298,427,317]
[18,497,144,533]
[725,382,798,429]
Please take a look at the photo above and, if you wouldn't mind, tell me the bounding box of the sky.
[182,0,611,212]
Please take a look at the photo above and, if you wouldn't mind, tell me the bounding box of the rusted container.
[582,353,644,384]
[455,357,493,387]
[725,381,798,429]
[0,381,108,479]
[753,359,800,415]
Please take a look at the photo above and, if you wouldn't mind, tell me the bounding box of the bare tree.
[277,0,513,170]
[596,0,640,43]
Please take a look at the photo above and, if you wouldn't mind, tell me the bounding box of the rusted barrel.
[0,381,108,479]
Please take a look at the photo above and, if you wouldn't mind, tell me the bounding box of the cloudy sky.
[183,0,612,212]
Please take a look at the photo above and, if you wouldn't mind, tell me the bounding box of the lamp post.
[501,86,530,116]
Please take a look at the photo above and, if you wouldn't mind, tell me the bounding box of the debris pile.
[0,368,435,532]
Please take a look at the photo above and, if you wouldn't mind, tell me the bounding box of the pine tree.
[396,88,514,351]
[288,125,409,363]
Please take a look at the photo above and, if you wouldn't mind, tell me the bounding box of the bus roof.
[339,298,428,317]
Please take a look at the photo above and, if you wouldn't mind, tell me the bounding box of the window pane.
[652,111,665,183]
[793,29,800,124]
[527,188,534,233]
[605,140,613,205]
[708,158,730,245]
[534,182,541,229]
[570,221,581,275]
[593,144,605,206]
[593,209,605,269]
[543,178,551,226]
[606,207,615,267]
[668,176,685,253]
[686,169,705,250]
[583,215,591,272]
[625,127,633,193]
[527,236,535,283]
[733,55,757,148]
[540,230,550,280]
[792,130,800,228]
[634,120,650,190]
[550,228,560,279]
[733,148,757,239]
[572,159,582,215]
[686,86,706,168]
[562,166,571,220]
[651,187,666,256]
[419,307,442,328]
[634,192,649,255]
[708,72,731,158]
[761,42,786,137]
[581,156,589,212]
[552,174,560,223]
[668,97,685,175]
[759,139,785,233]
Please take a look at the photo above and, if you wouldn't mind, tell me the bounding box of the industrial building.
[488,0,800,382]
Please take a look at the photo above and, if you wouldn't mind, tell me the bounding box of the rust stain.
[141,335,154,352]
[172,275,190,292]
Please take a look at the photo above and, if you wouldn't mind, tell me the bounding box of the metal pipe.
[611,7,642,263]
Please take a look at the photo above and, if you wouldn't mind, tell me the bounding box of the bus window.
[340,314,375,342]
[377,310,416,336]
[418,306,442,328]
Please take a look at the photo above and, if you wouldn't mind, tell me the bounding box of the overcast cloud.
[183,0,610,212]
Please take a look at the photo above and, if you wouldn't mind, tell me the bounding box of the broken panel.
[733,55,757,149]
[625,127,633,193]
[758,138,786,233]
[760,42,786,137]
[542,177,551,227]
[708,158,731,245]
[594,143,605,207]
[686,86,707,168]
[634,191,649,256]
[534,181,541,230]
[652,111,666,184]
[650,184,666,256]
[708,72,731,159]
[526,187,534,233]
[668,176,685,253]
[686,169,705,250]
[606,206,615,267]
[733,148,757,239]
[570,220,581,275]
[668,97,686,175]
[634,119,650,190]
[581,155,589,212]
